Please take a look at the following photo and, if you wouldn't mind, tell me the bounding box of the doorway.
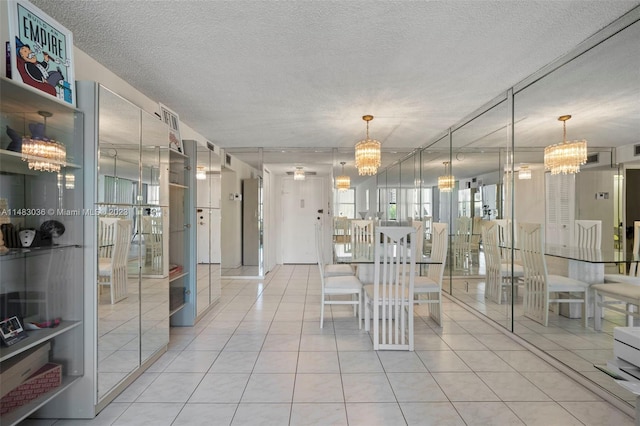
[280,176,328,264]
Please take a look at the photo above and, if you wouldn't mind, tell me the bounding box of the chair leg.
[583,290,588,328]
[594,291,602,331]
[358,289,363,330]
[364,291,370,332]
[320,293,325,329]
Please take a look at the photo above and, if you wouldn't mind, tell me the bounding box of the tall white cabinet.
[42,81,172,418]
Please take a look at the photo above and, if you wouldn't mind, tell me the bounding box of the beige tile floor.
[21,264,634,425]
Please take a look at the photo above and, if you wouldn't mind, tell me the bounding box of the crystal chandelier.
[20,111,66,173]
[518,165,532,180]
[335,162,350,191]
[294,166,305,181]
[438,161,454,192]
[354,115,381,176]
[544,115,587,175]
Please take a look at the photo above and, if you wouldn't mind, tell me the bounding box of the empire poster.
[6,0,75,106]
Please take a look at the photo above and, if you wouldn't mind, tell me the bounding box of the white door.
[545,173,575,246]
[281,176,327,263]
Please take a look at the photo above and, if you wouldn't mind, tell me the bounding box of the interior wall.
[514,168,545,225]
[575,169,616,249]
[221,169,240,268]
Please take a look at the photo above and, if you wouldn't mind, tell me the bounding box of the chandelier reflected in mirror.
[544,115,587,175]
[354,115,381,176]
[335,161,350,191]
[518,164,532,180]
[21,111,66,173]
[438,161,454,192]
[294,166,305,181]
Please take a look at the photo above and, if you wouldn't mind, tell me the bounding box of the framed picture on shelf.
[159,103,183,153]
[0,315,28,346]
[5,0,76,106]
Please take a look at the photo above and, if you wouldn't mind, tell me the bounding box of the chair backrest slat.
[374,226,415,350]
[573,220,602,250]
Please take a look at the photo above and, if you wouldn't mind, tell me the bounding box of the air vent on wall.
[286,171,317,176]
[635,144,640,156]
[586,153,599,164]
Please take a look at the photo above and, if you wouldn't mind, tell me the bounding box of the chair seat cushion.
[325,264,355,277]
[325,275,362,293]
[98,258,112,275]
[592,283,640,301]
[501,262,524,277]
[547,275,590,292]
[604,274,640,285]
[414,276,439,293]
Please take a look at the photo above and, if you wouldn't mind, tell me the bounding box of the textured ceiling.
[31,0,640,184]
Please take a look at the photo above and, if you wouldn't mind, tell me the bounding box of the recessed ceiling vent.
[585,153,599,164]
[635,144,640,156]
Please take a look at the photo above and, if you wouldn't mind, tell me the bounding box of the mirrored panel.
[449,98,512,327]
[511,17,640,406]
[96,86,141,401]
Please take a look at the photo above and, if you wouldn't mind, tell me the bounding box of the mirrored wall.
[94,85,169,401]
[370,8,640,409]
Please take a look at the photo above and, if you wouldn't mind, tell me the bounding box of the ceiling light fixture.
[544,115,587,175]
[294,166,305,181]
[518,165,532,180]
[196,166,206,180]
[438,161,454,192]
[335,161,350,191]
[354,115,381,176]
[21,111,66,173]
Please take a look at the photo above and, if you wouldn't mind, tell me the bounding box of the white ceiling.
[32,1,640,185]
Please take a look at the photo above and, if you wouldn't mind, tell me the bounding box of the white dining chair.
[364,226,415,350]
[413,222,448,326]
[351,219,375,260]
[98,219,133,304]
[519,222,590,327]
[482,221,524,305]
[316,223,362,328]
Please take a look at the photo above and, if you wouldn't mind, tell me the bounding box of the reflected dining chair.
[519,222,590,327]
[605,221,640,285]
[315,222,355,278]
[482,221,524,305]
[573,220,602,250]
[453,216,472,269]
[98,219,133,304]
[413,222,448,326]
[315,223,362,328]
[364,226,415,350]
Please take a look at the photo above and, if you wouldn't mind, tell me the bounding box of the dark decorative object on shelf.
[29,122,48,140]
[0,223,20,248]
[35,220,65,246]
[6,125,22,152]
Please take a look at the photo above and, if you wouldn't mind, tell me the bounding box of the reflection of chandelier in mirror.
[335,162,350,191]
[294,166,305,181]
[518,164,532,180]
[438,161,454,192]
[544,115,587,175]
[354,115,381,176]
[21,111,66,173]
[196,166,206,180]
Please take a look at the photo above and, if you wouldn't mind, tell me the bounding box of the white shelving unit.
[0,77,84,426]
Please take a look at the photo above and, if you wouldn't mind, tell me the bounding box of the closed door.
[281,176,327,263]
